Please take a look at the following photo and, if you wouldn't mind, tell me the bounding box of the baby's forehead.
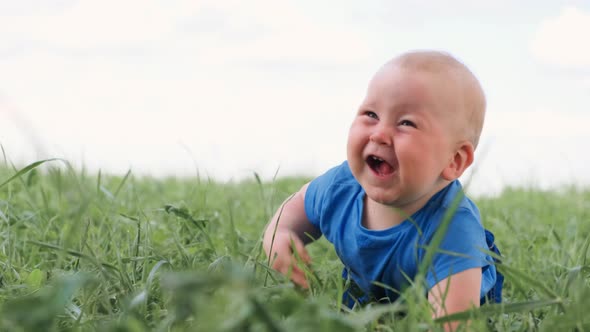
[368,64,460,105]
[380,57,466,85]
[377,54,483,105]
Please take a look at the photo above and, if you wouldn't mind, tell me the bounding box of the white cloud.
[0,0,182,47]
[1,0,371,67]
[167,0,372,66]
[530,6,590,67]
[483,109,590,138]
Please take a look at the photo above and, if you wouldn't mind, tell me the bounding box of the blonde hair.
[389,50,486,149]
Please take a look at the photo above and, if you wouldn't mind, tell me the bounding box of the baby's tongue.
[378,161,394,175]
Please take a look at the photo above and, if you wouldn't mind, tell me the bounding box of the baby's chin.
[364,189,400,206]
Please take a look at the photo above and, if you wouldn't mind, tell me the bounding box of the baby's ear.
[441,141,474,181]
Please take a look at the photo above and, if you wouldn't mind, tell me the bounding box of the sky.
[1,0,589,196]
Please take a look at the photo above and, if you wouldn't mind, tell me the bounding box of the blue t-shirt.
[304,161,497,303]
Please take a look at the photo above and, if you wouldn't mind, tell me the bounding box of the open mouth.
[366,155,394,176]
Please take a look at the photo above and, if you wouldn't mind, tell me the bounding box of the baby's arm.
[428,267,482,331]
[263,183,321,288]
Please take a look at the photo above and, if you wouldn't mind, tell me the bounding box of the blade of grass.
[0,158,61,189]
[97,169,102,195]
[28,240,121,275]
[164,204,216,255]
[113,169,132,198]
[1,144,7,165]
[497,263,564,310]
[121,214,142,278]
[264,193,295,286]
[418,190,464,276]
[435,298,563,323]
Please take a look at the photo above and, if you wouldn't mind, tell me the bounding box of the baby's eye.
[364,111,378,119]
[398,119,416,128]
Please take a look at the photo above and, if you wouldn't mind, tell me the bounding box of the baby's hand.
[265,230,312,288]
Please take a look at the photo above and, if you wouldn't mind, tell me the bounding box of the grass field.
[1,159,589,331]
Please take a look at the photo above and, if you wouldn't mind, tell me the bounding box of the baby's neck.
[362,180,450,230]
[362,197,411,230]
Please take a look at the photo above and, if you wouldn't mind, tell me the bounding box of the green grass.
[0,159,589,331]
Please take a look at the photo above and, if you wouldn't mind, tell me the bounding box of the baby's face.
[346,64,467,212]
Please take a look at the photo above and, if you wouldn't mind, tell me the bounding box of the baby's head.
[346,50,486,208]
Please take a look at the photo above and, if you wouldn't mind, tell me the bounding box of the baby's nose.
[369,127,392,146]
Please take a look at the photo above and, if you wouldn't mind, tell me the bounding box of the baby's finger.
[290,237,311,264]
[274,256,309,288]
[287,264,309,289]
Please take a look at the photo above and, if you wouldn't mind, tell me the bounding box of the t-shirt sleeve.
[424,208,491,290]
[304,162,346,228]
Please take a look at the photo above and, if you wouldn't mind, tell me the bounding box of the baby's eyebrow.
[359,100,377,110]
[387,102,421,114]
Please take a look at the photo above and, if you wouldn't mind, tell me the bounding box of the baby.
[263,50,502,322]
